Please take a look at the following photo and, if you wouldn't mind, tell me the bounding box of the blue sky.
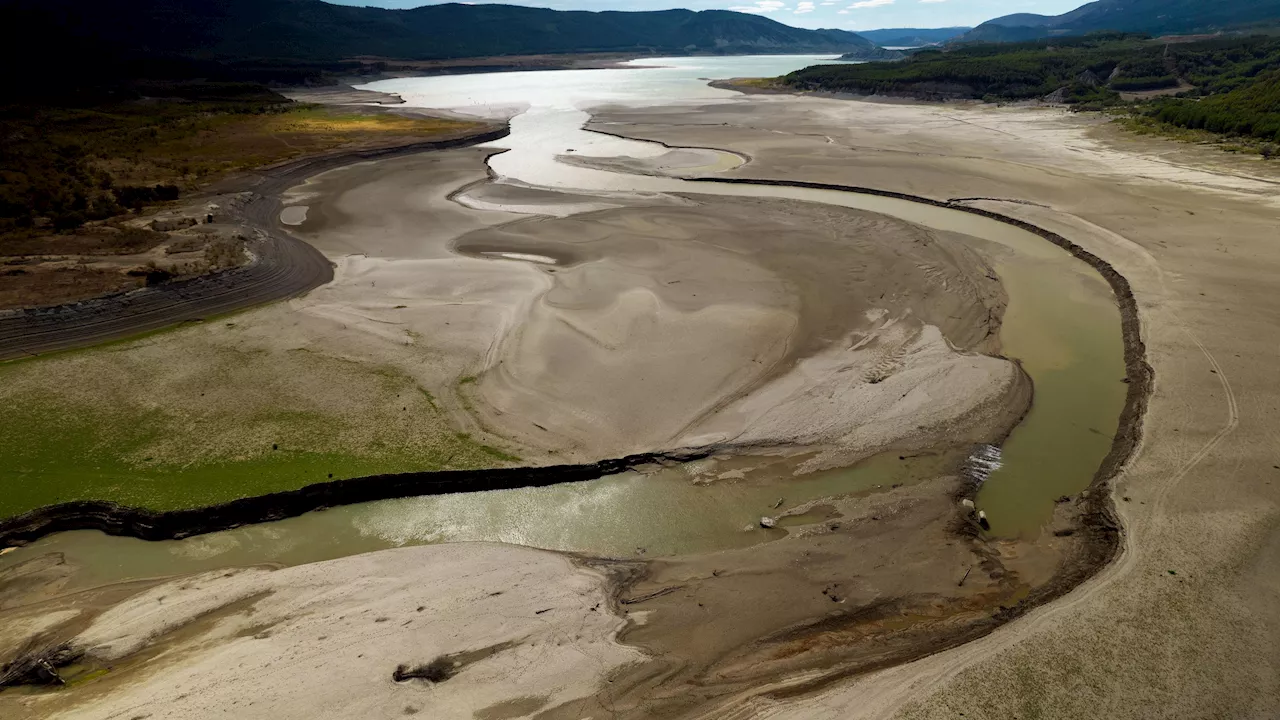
[328,0,1088,30]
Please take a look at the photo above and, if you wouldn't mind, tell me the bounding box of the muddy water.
[661,185,1127,537]
[2,452,950,592]
[0,56,1127,583]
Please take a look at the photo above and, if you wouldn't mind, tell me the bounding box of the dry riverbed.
[0,88,1242,719]
[571,93,1280,719]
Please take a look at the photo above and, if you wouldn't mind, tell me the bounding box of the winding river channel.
[0,57,1126,588]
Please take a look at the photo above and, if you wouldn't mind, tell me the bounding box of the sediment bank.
[690,176,1150,494]
[587,84,1280,720]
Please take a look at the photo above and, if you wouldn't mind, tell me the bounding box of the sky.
[327,0,1089,31]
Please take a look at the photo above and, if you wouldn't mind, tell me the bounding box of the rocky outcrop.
[1075,69,1101,87]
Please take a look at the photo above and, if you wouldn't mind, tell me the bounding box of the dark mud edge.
[684,175,1151,700]
[0,449,712,547]
[580,124,755,167]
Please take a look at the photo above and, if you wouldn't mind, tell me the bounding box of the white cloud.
[819,1,837,4]
[918,0,947,3]
[794,1,815,12]
[848,0,893,7]
[728,0,786,12]
[837,8,849,12]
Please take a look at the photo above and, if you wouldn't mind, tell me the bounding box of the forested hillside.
[782,34,1280,144]
[1150,70,1280,141]
[0,0,889,65]
[787,34,1168,101]
[957,0,1280,43]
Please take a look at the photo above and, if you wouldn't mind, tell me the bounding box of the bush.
[52,211,86,231]
[115,184,181,210]
[1149,69,1280,142]
[1111,75,1178,91]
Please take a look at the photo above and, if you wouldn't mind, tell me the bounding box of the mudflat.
[578,94,1280,717]
[0,137,1026,516]
[0,93,1055,718]
[4,86,1270,720]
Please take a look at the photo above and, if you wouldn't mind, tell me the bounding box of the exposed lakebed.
[0,56,1125,581]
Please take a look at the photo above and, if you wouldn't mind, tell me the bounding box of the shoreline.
[0,126,510,362]
[340,50,878,84]
[709,77,989,104]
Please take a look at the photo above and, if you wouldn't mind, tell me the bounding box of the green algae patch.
[0,334,519,520]
[0,392,516,518]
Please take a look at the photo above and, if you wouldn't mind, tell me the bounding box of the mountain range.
[5,0,1275,91]
[0,0,893,63]
[957,0,1280,43]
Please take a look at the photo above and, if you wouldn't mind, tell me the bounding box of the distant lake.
[361,55,855,118]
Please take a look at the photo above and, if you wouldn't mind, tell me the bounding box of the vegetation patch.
[0,92,483,236]
[784,33,1163,103]
[0,84,484,310]
[1145,69,1280,142]
[391,642,518,685]
[782,33,1280,148]
[0,323,522,520]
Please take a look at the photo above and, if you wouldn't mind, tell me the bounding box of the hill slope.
[855,27,971,47]
[958,0,1280,43]
[0,0,891,62]
[1151,67,1280,140]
